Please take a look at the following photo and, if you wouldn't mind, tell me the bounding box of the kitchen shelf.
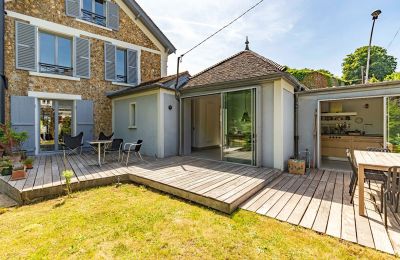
[321,112,358,116]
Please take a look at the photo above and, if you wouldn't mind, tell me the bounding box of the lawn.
[0,185,394,259]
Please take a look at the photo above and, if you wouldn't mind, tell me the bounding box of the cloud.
[136,0,305,75]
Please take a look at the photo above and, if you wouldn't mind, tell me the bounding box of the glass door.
[39,100,73,152]
[222,89,256,165]
[386,96,400,153]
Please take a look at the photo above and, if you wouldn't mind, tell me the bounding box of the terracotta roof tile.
[183,50,286,89]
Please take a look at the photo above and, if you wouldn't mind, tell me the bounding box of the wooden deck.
[0,153,280,214]
[241,169,400,255]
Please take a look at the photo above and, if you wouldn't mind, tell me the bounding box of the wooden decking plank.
[312,179,335,233]
[33,155,46,188]
[265,174,306,218]
[276,178,313,222]
[220,169,274,202]
[364,186,394,254]
[246,175,291,212]
[51,155,61,186]
[225,169,278,204]
[341,171,357,243]
[42,155,53,188]
[298,172,328,228]
[370,181,400,255]
[240,174,287,210]
[179,164,241,190]
[22,155,41,191]
[204,167,264,198]
[189,165,250,193]
[352,188,375,249]
[326,172,344,238]
[256,176,300,215]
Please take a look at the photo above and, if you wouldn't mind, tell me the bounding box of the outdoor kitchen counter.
[321,135,384,158]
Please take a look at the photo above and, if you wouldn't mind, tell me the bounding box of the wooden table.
[87,140,112,167]
[353,150,400,216]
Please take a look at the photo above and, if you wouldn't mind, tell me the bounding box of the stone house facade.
[3,0,175,154]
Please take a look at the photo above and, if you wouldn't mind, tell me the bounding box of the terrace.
[0,153,399,255]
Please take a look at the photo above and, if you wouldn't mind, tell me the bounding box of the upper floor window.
[116,48,127,83]
[39,32,73,76]
[82,0,106,27]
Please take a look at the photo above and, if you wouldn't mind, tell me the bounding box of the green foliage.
[0,124,29,154]
[63,170,74,197]
[23,157,34,165]
[384,72,400,81]
[369,76,380,83]
[342,46,397,82]
[388,97,400,146]
[287,68,348,87]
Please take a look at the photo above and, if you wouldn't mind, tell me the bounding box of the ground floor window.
[129,102,137,128]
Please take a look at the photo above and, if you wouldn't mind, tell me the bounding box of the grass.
[0,184,395,259]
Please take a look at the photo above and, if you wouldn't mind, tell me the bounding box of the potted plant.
[23,157,34,169]
[0,157,12,176]
[11,162,26,181]
[0,124,29,161]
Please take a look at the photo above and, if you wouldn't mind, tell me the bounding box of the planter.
[10,153,22,163]
[25,164,33,169]
[288,159,306,175]
[0,166,12,176]
[11,170,27,181]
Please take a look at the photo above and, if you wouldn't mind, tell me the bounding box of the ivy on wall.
[287,68,350,89]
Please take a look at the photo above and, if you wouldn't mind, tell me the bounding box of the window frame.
[38,30,73,76]
[129,102,137,129]
[116,48,127,83]
[81,0,107,27]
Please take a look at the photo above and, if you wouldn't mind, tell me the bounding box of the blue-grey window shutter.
[76,100,94,148]
[104,42,116,81]
[15,21,37,71]
[127,49,138,85]
[10,96,36,154]
[75,37,91,79]
[106,1,120,30]
[65,0,81,18]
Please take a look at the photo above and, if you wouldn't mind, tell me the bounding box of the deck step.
[0,193,18,208]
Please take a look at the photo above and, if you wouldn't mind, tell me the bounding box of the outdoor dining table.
[87,140,112,167]
[353,150,400,216]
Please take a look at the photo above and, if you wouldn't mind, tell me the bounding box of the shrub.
[62,170,74,197]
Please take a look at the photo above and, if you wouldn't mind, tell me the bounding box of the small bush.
[62,170,74,197]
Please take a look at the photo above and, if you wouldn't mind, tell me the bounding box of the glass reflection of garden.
[388,97,400,153]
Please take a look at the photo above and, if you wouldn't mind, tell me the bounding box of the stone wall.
[4,0,163,138]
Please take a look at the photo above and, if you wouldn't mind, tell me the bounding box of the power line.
[180,0,264,58]
[387,24,400,49]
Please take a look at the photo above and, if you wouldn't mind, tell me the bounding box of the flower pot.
[11,170,26,181]
[25,164,33,169]
[10,153,22,163]
[1,166,12,176]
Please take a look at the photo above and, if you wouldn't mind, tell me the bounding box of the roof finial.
[245,36,250,51]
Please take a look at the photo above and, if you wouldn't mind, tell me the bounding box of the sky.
[136,0,400,77]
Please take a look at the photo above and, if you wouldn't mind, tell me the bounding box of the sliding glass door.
[40,99,73,152]
[222,89,256,165]
[386,96,400,153]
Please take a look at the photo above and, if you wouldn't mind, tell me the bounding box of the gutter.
[0,2,6,124]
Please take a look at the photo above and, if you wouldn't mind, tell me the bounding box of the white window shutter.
[65,0,81,18]
[75,37,91,79]
[104,42,116,81]
[127,49,139,85]
[106,1,120,31]
[15,21,37,71]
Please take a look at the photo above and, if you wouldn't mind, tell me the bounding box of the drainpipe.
[0,1,6,124]
[174,56,183,156]
[294,92,299,157]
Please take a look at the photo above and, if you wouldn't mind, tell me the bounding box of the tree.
[384,72,400,81]
[342,46,397,82]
